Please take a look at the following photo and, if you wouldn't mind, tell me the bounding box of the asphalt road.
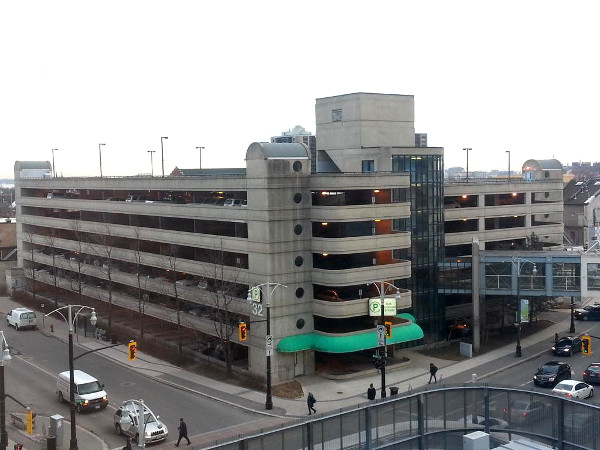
[1,321,263,448]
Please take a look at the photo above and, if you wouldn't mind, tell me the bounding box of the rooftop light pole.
[369,281,402,398]
[147,150,156,177]
[196,146,205,169]
[52,148,58,177]
[463,148,471,182]
[506,150,511,179]
[160,137,168,177]
[98,143,105,178]
[46,305,97,450]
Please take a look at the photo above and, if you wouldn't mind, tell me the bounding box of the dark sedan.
[583,363,600,384]
[573,305,600,321]
[533,361,572,387]
[551,336,582,356]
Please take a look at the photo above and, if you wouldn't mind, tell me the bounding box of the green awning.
[277,315,424,353]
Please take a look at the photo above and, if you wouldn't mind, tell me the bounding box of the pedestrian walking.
[428,363,438,384]
[174,417,191,446]
[367,383,376,400]
[307,392,317,415]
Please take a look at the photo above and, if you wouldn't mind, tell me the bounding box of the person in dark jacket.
[307,392,317,415]
[175,417,191,446]
[367,383,376,400]
[428,363,438,384]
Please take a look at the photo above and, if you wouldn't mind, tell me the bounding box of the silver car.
[114,400,168,444]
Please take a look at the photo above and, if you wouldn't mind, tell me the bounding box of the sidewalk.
[1,295,586,449]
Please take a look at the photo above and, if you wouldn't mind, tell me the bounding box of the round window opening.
[295,287,304,298]
[293,161,302,172]
[296,318,305,329]
[294,224,303,235]
[293,193,302,204]
[295,256,304,267]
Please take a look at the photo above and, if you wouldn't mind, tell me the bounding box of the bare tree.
[90,222,119,336]
[45,228,60,308]
[130,227,149,342]
[203,241,243,376]
[163,244,186,362]
[23,233,37,303]
[66,220,86,305]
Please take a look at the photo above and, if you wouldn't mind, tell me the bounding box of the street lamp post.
[160,137,168,177]
[512,258,537,357]
[369,281,402,399]
[247,282,287,410]
[463,148,471,182]
[570,296,576,334]
[196,146,205,169]
[46,305,97,450]
[52,148,58,177]
[98,143,105,177]
[147,151,156,177]
[505,150,511,179]
[0,331,12,450]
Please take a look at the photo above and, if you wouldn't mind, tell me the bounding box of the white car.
[552,380,594,399]
[114,400,168,444]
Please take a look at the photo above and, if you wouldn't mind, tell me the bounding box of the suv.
[583,362,600,384]
[533,361,572,387]
[114,400,168,444]
[551,336,582,356]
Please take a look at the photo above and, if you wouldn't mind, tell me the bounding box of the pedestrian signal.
[128,341,137,361]
[239,322,248,341]
[582,335,592,355]
[384,321,392,338]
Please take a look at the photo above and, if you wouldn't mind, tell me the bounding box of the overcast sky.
[1,1,598,179]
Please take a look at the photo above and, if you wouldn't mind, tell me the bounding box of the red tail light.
[522,412,528,417]
[566,393,572,397]
[503,408,507,413]
[584,371,588,376]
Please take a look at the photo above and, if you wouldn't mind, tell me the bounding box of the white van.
[56,370,108,412]
[6,308,37,330]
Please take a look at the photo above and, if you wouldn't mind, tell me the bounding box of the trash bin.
[389,386,399,396]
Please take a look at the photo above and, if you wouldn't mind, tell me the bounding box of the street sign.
[251,286,262,302]
[266,334,273,350]
[369,297,397,317]
[251,302,264,316]
[377,325,386,346]
[266,349,273,356]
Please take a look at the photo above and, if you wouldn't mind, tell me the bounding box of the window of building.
[332,109,342,122]
[362,160,375,173]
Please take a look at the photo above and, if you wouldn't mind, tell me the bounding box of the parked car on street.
[552,380,594,399]
[573,304,600,321]
[533,361,572,387]
[583,363,600,384]
[551,336,582,356]
[114,400,168,444]
[503,400,549,424]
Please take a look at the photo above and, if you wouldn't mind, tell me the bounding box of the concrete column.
[472,238,481,353]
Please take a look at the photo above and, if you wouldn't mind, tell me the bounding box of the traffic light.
[128,341,137,361]
[582,335,592,355]
[384,321,392,338]
[239,322,248,341]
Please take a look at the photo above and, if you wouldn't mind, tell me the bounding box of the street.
[1,321,264,448]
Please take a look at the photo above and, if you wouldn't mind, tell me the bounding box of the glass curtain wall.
[392,154,445,336]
